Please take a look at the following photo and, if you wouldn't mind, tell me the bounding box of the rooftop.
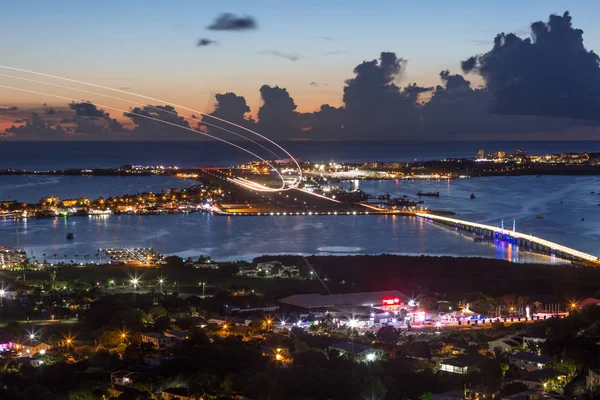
[279,290,408,309]
[512,351,552,364]
[329,341,375,355]
[440,354,485,368]
[517,369,565,383]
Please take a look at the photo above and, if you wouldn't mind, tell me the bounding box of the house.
[438,354,485,375]
[164,330,190,342]
[141,332,171,350]
[261,343,292,361]
[511,352,552,371]
[501,391,543,400]
[328,341,385,362]
[577,298,600,308]
[586,369,600,392]
[162,387,195,400]
[488,337,520,353]
[512,369,566,391]
[111,370,142,386]
[432,391,464,400]
[8,340,51,356]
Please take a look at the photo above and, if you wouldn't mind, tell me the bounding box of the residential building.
[438,354,485,375]
[141,332,171,350]
[164,330,190,342]
[162,388,195,400]
[488,337,520,353]
[328,341,385,362]
[586,369,600,392]
[511,352,552,371]
[476,149,485,160]
[512,369,566,391]
[111,370,142,386]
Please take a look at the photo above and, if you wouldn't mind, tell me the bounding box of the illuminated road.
[417,212,600,264]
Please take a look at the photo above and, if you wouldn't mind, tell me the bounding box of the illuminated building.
[476,148,485,159]
[328,341,385,363]
[278,290,408,313]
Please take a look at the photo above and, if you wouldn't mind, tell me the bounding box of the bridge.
[416,213,600,264]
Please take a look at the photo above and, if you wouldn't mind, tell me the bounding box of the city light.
[366,353,376,361]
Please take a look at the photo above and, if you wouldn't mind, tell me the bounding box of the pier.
[416,213,600,264]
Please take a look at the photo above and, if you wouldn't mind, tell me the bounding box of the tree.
[99,330,122,349]
[154,316,171,332]
[377,326,400,344]
[164,256,185,269]
[419,392,434,400]
[361,376,387,400]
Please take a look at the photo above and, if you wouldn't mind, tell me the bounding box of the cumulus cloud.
[342,52,422,138]
[207,13,256,31]
[462,11,600,120]
[125,105,192,140]
[197,38,217,47]
[69,101,106,118]
[201,92,255,136]
[257,85,300,139]
[3,112,67,139]
[258,50,302,62]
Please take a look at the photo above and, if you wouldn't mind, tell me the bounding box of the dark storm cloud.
[462,11,600,120]
[0,106,18,112]
[421,69,584,139]
[342,52,422,138]
[197,38,217,47]
[125,105,193,140]
[202,92,255,136]
[3,112,67,139]
[439,70,471,90]
[258,50,302,62]
[257,85,300,139]
[69,102,106,118]
[207,13,257,31]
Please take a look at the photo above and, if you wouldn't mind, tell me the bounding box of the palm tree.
[42,253,47,264]
[53,254,57,264]
[75,254,79,264]
[64,254,67,264]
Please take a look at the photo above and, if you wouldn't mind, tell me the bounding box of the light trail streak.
[416,213,599,263]
[0,84,288,190]
[0,65,302,187]
[0,72,282,160]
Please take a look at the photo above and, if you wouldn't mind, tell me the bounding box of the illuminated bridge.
[416,213,600,265]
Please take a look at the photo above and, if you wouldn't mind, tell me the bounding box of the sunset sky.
[2,1,600,140]
[2,0,600,113]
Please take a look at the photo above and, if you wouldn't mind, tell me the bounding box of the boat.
[66,232,74,240]
[416,191,440,197]
[535,215,544,219]
[470,193,476,199]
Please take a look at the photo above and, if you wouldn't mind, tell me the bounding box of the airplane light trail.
[0,84,290,191]
[0,65,302,187]
[0,72,282,160]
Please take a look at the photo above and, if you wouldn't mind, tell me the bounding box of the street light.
[199,282,205,297]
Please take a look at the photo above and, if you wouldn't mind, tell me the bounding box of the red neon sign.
[382,298,400,305]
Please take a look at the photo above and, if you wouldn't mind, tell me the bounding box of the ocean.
[0,141,598,263]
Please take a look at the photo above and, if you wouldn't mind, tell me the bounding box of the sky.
[1,1,600,140]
